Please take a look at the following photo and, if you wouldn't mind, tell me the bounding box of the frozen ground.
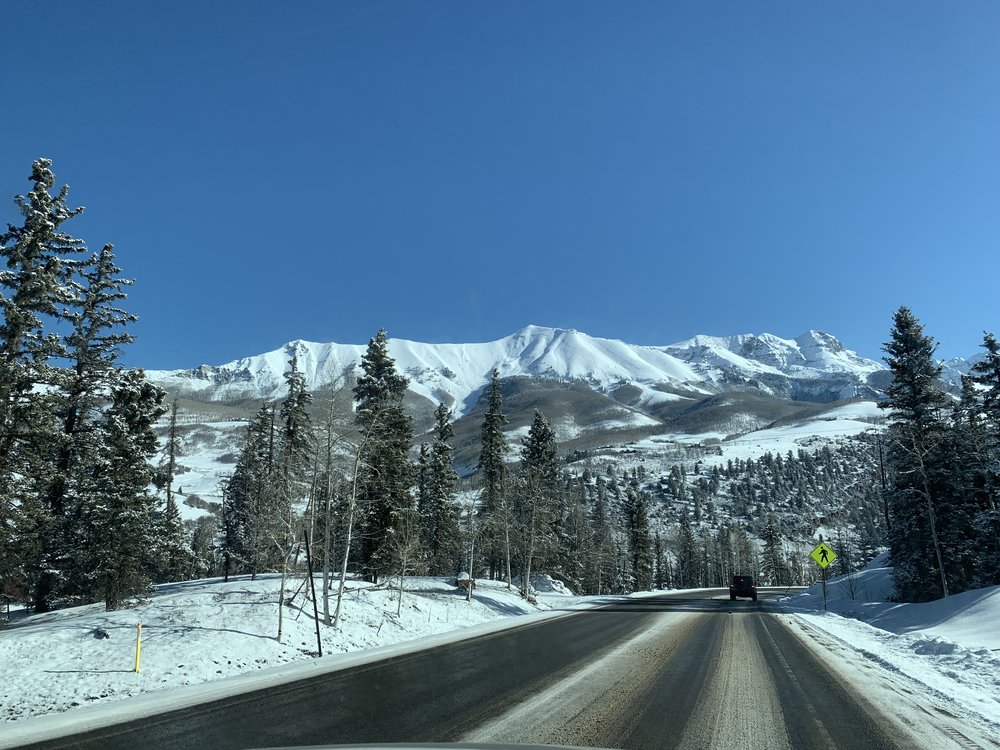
[2,556,999,748]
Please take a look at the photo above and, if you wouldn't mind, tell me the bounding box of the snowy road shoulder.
[0,573,611,742]
[775,563,1000,748]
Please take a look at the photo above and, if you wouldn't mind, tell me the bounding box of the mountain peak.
[795,330,846,353]
[512,324,578,338]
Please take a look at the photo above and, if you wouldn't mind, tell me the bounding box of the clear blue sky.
[3,1,998,368]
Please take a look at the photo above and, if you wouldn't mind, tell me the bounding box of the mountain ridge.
[148,327,895,520]
[148,325,888,413]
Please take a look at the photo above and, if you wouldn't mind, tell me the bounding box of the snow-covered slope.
[148,326,885,414]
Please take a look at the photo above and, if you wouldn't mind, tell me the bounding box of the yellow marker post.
[134,622,142,673]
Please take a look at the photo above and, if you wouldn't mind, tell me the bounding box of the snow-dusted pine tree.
[514,409,560,599]
[477,368,510,582]
[625,486,653,592]
[156,398,193,582]
[424,403,461,575]
[969,334,1000,586]
[221,404,279,579]
[353,329,413,583]
[0,159,86,609]
[880,306,950,601]
[275,354,315,642]
[760,515,787,586]
[78,369,167,610]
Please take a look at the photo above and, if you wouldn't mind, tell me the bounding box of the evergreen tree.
[624,487,653,591]
[275,354,314,551]
[1,160,195,610]
[880,306,950,600]
[43,244,142,597]
[968,334,1000,585]
[513,409,560,598]
[760,515,786,586]
[478,368,510,581]
[0,159,84,475]
[354,329,413,583]
[591,476,616,594]
[971,332,1000,439]
[653,532,667,590]
[561,476,595,593]
[77,370,167,610]
[0,159,87,608]
[157,493,192,583]
[674,513,698,588]
[934,380,989,591]
[157,398,191,582]
[732,523,758,579]
[971,334,1000,512]
[221,404,279,579]
[415,442,431,540]
[278,355,314,497]
[161,399,181,514]
[421,404,461,574]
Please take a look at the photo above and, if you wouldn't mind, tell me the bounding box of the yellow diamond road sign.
[810,542,837,569]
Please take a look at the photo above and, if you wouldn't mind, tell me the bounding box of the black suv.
[729,574,757,601]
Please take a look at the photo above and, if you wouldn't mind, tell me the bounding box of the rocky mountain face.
[938,353,985,390]
[662,331,887,402]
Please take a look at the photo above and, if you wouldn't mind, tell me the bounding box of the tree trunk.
[502,495,512,591]
[334,442,365,630]
[466,500,476,603]
[911,433,949,599]
[522,504,535,600]
[323,475,333,625]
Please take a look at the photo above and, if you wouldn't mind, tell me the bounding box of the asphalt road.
[21,590,917,750]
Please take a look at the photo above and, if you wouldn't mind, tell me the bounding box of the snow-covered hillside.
[147,325,887,414]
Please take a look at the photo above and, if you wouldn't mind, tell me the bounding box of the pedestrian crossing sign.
[810,542,837,569]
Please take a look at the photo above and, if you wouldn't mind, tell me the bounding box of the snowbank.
[0,574,587,725]
[779,555,1000,739]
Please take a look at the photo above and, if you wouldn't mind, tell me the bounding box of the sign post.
[809,541,838,611]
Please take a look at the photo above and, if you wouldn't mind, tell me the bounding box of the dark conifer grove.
[0,159,180,611]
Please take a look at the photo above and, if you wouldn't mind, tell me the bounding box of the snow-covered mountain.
[148,325,886,413]
[148,326,890,522]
